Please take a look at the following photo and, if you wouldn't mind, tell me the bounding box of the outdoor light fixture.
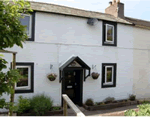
[50,64,53,69]
[87,18,98,26]
[92,65,96,69]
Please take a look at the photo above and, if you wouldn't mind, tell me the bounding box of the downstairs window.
[102,63,117,88]
[14,62,34,93]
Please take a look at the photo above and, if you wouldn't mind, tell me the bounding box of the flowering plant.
[91,72,100,79]
[47,73,57,81]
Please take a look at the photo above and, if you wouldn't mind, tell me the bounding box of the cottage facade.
[1,0,150,106]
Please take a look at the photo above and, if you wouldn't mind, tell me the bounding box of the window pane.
[17,68,28,87]
[107,25,113,41]
[20,16,30,35]
[106,67,112,82]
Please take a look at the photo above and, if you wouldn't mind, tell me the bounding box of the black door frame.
[61,68,83,106]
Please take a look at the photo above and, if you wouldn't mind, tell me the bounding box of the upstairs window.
[103,21,117,46]
[106,24,114,43]
[20,14,32,38]
[102,63,117,88]
[19,12,35,41]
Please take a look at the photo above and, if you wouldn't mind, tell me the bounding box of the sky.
[33,0,150,21]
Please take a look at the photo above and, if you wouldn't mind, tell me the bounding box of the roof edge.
[30,1,132,25]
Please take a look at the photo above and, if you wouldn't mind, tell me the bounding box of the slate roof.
[125,17,150,29]
[30,1,132,25]
[30,1,150,30]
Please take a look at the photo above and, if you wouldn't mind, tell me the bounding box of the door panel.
[64,70,76,102]
[62,69,83,106]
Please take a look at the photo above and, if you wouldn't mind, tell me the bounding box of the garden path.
[55,105,138,116]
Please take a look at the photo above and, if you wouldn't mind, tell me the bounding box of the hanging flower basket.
[47,73,57,81]
[91,72,100,80]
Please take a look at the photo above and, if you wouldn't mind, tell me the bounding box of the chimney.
[109,1,112,6]
[117,0,120,3]
[112,0,116,4]
[105,0,124,18]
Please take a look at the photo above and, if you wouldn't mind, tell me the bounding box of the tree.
[0,55,22,112]
[0,0,32,50]
[0,0,32,116]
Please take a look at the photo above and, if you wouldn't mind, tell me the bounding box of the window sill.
[26,37,34,41]
[102,84,116,88]
[15,87,31,90]
[104,41,114,44]
[103,83,113,86]
[15,89,33,94]
[102,42,117,47]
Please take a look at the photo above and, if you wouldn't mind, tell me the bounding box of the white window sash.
[105,24,114,43]
[21,14,32,38]
[104,66,114,85]
[15,66,31,90]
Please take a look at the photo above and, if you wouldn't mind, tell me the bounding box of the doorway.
[62,69,83,106]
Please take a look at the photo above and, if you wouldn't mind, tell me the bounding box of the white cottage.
[2,0,150,106]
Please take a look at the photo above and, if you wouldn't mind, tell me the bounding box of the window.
[14,63,34,93]
[19,12,35,41]
[103,21,117,46]
[15,66,31,90]
[106,24,114,43]
[20,14,32,38]
[102,63,117,88]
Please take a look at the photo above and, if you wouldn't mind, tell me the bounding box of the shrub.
[85,99,94,106]
[95,102,99,105]
[124,109,137,116]
[29,94,53,116]
[129,94,136,101]
[99,102,105,105]
[137,104,150,116]
[138,103,150,110]
[125,103,150,116]
[52,106,61,111]
[104,97,115,103]
[17,96,30,114]
[95,102,105,105]
[142,100,150,104]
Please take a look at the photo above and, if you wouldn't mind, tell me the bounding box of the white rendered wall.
[59,45,133,103]
[35,12,102,46]
[132,27,150,99]
[2,43,61,106]
[0,12,140,107]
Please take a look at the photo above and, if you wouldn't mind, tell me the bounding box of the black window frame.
[20,11,36,41]
[11,62,34,93]
[102,21,117,46]
[102,63,117,88]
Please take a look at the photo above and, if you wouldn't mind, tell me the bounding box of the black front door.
[62,69,83,106]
